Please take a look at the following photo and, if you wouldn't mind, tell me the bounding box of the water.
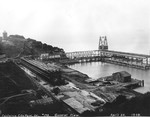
[69,62,150,93]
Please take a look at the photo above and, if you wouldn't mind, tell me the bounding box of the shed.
[63,97,90,114]
[112,71,131,83]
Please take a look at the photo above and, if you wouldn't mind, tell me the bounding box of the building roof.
[63,97,90,114]
[28,59,59,72]
[113,71,131,77]
[30,97,53,106]
[120,71,131,77]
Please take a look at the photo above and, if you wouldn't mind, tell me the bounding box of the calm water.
[69,62,150,93]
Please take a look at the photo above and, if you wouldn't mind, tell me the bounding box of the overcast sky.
[0,0,150,54]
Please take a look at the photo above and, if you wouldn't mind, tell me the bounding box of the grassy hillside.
[0,35,64,57]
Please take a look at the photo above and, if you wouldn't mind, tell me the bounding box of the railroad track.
[19,60,60,102]
[20,59,52,83]
[19,58,61,101]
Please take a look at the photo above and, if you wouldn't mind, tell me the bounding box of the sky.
[0,0,150,54]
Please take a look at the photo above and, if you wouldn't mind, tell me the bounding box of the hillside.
[0,35,64,57]
[0,61,37,98]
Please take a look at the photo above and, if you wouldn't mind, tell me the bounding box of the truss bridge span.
[66,50,150,70]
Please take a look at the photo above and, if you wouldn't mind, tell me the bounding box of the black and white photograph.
[0,0,150,116]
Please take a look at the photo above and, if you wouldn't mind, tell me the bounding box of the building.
[21,58,65,86]
[9,34,25,39]
[3,31,8,40]
[63,97,90,114]
[112,71,131,83]
[29,97,53,107]
[40,53,49,60]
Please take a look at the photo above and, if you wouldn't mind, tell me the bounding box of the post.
[142,80,144,87]
[146,57,148,65]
